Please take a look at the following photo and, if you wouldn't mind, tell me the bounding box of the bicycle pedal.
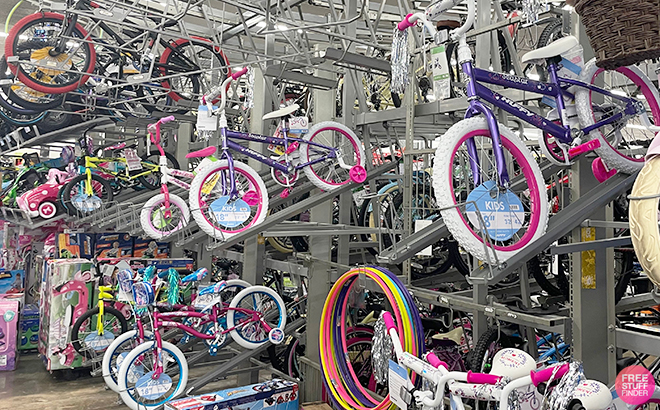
[568,139,600,158]
[280,188,290,199]
[592,157,617,183]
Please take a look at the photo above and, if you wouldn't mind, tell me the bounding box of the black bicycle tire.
[615,250,635,304]
[71,305,128,357]
[449,240,471,276]
[528,256,565,297]
[61,173,114,216]
[467,327,512,372]
[160,40,229,105]
[534,19,564,82]
[137,151,180,190]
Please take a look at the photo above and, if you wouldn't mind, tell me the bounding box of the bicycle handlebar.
[397,0,475,43]
[202,66,249,114]
[530,363,570,387]
[231,67,248,80]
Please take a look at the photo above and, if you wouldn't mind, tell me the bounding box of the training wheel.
[243,191,260,206]
[349,165,367,183]
[592,158,617,183]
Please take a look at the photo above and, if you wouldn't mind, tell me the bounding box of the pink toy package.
[0,299,19,371]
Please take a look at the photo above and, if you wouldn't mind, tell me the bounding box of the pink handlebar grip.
[160,115,176,124]
[467,371,502,385]
[231,67,248,80]
[397,13,415,31]
[426,352,448,370]
[530,364,569,387]
[382,312,396,331]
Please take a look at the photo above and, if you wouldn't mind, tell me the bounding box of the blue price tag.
[210,196,251,228]
[135,371,172,401]
[465,180,525,241]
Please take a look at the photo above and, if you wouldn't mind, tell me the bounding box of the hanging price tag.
[123,148,143,171]
[288,116,309,134]
[197,105,218,132]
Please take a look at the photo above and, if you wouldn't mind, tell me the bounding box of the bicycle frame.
[462,60,641,186]
[149,303,273,375]
[83,155,158,182]
[218,125,337,196]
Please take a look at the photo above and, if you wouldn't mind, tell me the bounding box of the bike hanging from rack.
[395,0,660,264]
[4,0,230,112]
[184,67,367,240]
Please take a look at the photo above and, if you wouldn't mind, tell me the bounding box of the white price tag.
[415,219,433,256]
[288,116,308,134]
[197,105,218,132]
[123,148,143,171]
[388,360,412,410]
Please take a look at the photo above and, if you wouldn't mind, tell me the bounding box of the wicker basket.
[574,0,660,70]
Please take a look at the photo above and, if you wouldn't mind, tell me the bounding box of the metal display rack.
[3,0,660,404]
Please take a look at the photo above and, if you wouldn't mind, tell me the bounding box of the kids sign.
[466,180,524,241]
[615,366,655,405]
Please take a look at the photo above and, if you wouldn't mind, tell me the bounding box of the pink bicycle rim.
[308,127,362,186]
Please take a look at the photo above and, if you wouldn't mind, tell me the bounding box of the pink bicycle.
[116,269,287,410]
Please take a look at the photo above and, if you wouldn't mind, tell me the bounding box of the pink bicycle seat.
[186,146,217,159]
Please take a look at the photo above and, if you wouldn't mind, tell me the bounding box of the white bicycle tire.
[433,117,549,263]
[630,155,660,288]
[140,193,190,240]
[117,340,188,410]
[102,330,153,393]
[301,121,365,191]
[227,286,287,349]
[576,58,660,174]
[188,160,268,240]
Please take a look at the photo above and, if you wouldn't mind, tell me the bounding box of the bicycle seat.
[186,146,216,159]
[431,326,464,345]
[198,281,228,296]
[181,267,209,284]
[147,15,178,28]
[521,35,579,65]
[262,104,299,120]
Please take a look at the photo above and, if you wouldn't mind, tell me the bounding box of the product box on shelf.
[19,304,39,350]
[133,238,171,258]
[0,269,25,295]
[0,299,19,371]
[95,233,133,258]
[57,233,95,259]
[166,379,298,410]
[38,259,95,371]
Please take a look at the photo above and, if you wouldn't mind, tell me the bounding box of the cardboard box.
[19,304,39,350]
[166,379,299,410]
[57,233,94,259]
[133,237,171,258]
[0,299,19,370]
[95,233,133,258]
[0,269,25,295]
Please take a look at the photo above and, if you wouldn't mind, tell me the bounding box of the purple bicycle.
[187,68,366,239]
[397,0,660,263]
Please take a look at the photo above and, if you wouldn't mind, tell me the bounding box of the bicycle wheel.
[227,286,287,349]
[140,193,190,240]
[159,37,230,105]
[300,121,365,191]
[0,53,64,112]
[5,12,96,94]
[467,327,512,373]
[61,173,114,217]
[630,155,660,288]
[71,306,128,358]
[117,340,188,410]
[102,329,153,393]
[576,58,660,174]
[136,150,179,190]
[433,117,549,263]
[189,160,268,239]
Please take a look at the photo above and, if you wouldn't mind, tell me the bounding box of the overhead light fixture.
[256,21,267,28]
[276,24,288,31]
[297,29,303,34]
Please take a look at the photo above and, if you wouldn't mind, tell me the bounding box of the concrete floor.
[0,352,263,410]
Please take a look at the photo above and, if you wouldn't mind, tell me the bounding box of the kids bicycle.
[101,266,249,393]
[116,268,287,410]
[396,0,660,263]
[185,67,367,239]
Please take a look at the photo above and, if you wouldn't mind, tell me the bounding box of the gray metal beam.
[481,171,638,285]
[185,316,306,395]
[323,48,391,73]
[264,64,337,89]
[616,328,660,358]
[206,161,399,251]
